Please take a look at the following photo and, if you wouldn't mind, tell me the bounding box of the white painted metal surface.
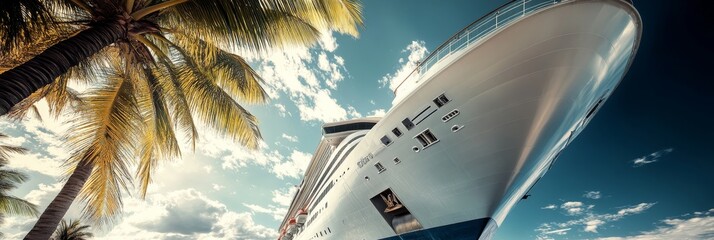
[278,0,641,239]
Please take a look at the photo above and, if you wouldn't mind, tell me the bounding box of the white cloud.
[584,219,606,233]
[196,131,311,180]
[334,55,345,66]
[293,89,348,123]
[317,52,330,72]
[254,31,352,123]
[616,203,654,216]
[242,204,286,221]
[0,115,70,178]
[242,187,297,222]
[347,105,362,118]
[544,228,571,235]
[103,189,278,240]
[0,134,26,145]
[212,184,225,191]
[272,187,298,207]
[7,152,64,177]
[632,148,673,167]
[281,134,298,143]
[367,109,387,117]
[211,212,278,239]
[536,202,656,238]
[584,191,602,200]
[542,204,557,210]
[378,41,429,93]
[197,133,282,172]
[318,32,338,52]
[24,182,63,206]
[562,201,584,215]
[274,103,290,117]
[597,209,714,240]
[0,216,37,239]
[271,150,312,179]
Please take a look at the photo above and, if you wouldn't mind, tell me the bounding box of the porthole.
[412,146,420,152]
[381,135,392,146]
[451,125,462,132]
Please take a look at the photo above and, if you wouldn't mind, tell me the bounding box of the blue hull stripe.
[379,218,494,240]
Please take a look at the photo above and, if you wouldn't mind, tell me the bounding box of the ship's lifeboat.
[295,209,308,226]
[278,229,287,240]
[287,218,298,234]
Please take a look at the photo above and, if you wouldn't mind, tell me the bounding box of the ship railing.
[393,0,564,95]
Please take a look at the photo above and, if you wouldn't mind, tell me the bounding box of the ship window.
[381,136,392,146]
[414,129,439,148]
[375,162,386,173]
[323,122,377,134]
[402,118,415,130]
[328,227,331,233]
[393,157,401,164]
[433,93,451,107]
[392,127,402,137]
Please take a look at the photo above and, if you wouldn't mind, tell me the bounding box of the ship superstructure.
[277,0,641,239]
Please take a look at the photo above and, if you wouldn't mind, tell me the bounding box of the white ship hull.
[280,0,641,239]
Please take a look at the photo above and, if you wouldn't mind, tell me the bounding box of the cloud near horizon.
[632,148,673,167]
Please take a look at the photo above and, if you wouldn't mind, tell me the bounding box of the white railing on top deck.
[392,0,564,95]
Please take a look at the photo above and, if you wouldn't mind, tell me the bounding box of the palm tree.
[51,219,93,240]
[0,0,362,115]
[0,133,39,226]
[0,1,362,239]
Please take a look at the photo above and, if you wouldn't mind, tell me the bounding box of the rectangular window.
[433,93,450,107]
[392,127,402,137]
[415,134,428,147]
[402,118,415,130]
[414,129,439,148]
[393,157,401,164]
[380,136,392,146]
[375,162,386,173]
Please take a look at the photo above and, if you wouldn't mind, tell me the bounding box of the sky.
[1,0,713,239]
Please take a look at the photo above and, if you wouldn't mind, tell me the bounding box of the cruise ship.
[277,0,642,239]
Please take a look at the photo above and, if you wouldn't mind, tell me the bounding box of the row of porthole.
[310,227,331,239]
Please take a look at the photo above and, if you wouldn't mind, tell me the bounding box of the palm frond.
[294,0,363,36]
[0,0,54,51]
[158,0,326,53]
[171,32,268,104]
[66,64,142,225]
[0,145,29,163]
[151,53,199,150]
[0,195,39,217]
[135,67,181,198]
[0,169,29,186]
[175,54,261,149]
[54,219,93,240]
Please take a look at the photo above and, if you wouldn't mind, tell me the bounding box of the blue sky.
[1,0,712,239]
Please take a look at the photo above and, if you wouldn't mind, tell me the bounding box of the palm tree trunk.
[0,21,126,115]
[24,160,93,240]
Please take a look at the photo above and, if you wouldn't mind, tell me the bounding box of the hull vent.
[442,109,460,122]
